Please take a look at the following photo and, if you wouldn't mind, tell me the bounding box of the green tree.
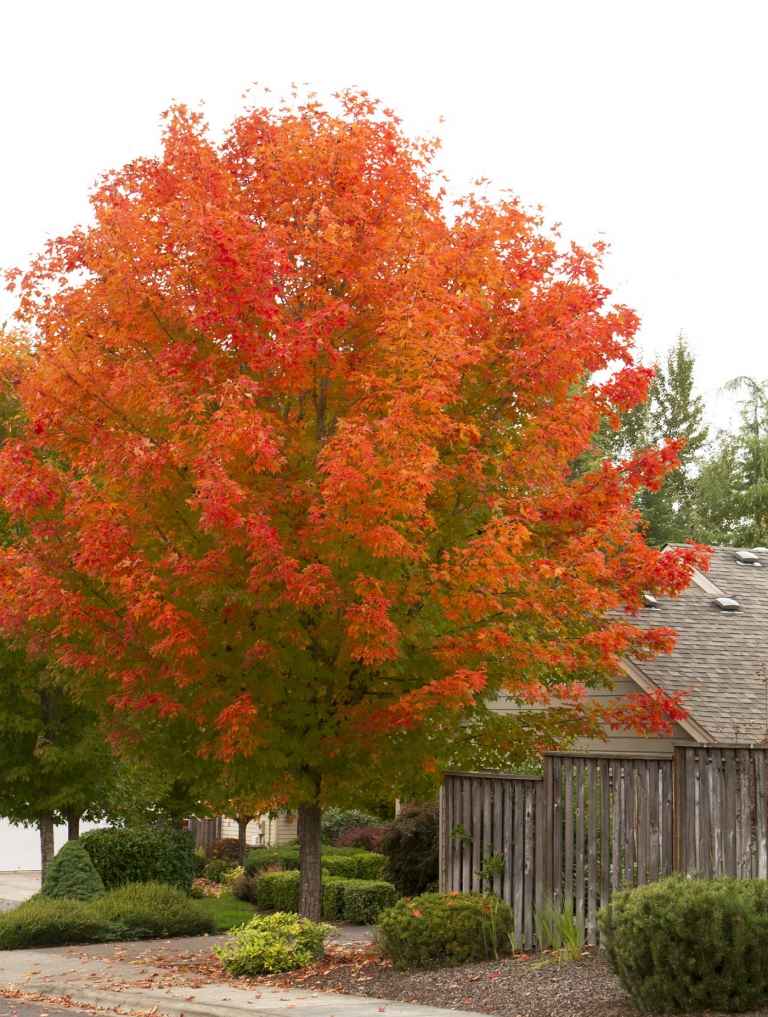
[599,335,708,545]
[691,377,768,545]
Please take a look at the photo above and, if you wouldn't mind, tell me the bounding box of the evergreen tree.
[598,335,708,545]
[691,377,768,545]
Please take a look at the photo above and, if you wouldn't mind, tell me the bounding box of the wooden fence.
[188,816,222,853]
[439,745,768,948]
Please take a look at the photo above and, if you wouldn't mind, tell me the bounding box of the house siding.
[488,676,688,758]
[220,811,298,848]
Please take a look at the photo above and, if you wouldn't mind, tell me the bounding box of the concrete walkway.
[0,872,40,911]
[0,935,485,1017]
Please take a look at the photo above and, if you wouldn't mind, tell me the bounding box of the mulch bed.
[129,942,768,1017]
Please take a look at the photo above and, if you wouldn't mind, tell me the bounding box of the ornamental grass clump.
[377,892,514,969]
[215,912,330,975]
[599,875,768,1013]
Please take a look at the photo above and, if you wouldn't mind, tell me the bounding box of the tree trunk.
[236,816,252,865]
[298,802,323,920]
[66,811,81,840]
[39,813,55,882]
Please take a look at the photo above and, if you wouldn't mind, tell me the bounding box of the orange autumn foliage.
[0,91,709,810]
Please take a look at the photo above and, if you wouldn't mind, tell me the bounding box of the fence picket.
[441,746,768,951]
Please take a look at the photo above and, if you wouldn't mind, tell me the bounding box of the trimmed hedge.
[599,876,768,1013]
[0,882,214,949]
[80,827,196,891]
[244,846,387,881]
[216,912,330,975]
[252,870,397,924]
[377,892,514,969]
[42,841,105,901]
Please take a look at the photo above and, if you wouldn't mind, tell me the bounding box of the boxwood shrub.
[80,827,196,891]
[599,876,768,1013]
[0,882,214,949]
[216,912,330,975]
[42,841,105,901]
[253,870,397,923]
[377,892,514,969]
[244,846,387,881]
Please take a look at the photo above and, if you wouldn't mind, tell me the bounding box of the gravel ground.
[272,949,768,1017]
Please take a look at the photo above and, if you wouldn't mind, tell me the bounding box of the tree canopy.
[0,92,706,914]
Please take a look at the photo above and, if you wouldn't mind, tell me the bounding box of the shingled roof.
[629,545,768,744]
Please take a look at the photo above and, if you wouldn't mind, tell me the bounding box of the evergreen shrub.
[80,827,196,891]
[599,876,768,1013]
[380,804,438,895]
[215,912,330,975]
[244,845,387,880]
[0,883,214,949]
[42,841,105,901]
[377,892,514,969]
[253,871,397,923]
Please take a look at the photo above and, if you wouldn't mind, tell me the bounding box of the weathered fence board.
[440,746,768,950]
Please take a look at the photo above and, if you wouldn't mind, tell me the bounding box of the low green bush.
[244,845,387,880]
[92,882,214,939]
[0,898,124,949]
[380,804,438,896]
[599,876,768,1013]
[331,878,398,924]
[377,892,514,969]
[254,870,397,923]
[193,847,207,877]
[215,912,330,975]
[244,846,299,876]
[254,870,301,912]
[42,841,105,901]
[80,827,196,891]
[0,882,214,949]
[203,858,231,882]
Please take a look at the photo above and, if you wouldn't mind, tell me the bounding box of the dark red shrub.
[335,825,391,851]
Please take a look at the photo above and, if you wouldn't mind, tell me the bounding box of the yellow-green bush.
[215,912,330,975]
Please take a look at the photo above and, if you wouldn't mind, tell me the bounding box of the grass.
[197,893,258,932]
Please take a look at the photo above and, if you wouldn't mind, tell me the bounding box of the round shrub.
[232,872,259,903]
[337,878,398,924]
[377,892,514,969]
[380,804,438,895]
[204,858,231,882]
[216,912,330,975]
[42,840,105,901]
[80,827,196,891]
[599,876,768,1013]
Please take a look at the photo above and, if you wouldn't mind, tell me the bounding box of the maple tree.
[0,91,708,917]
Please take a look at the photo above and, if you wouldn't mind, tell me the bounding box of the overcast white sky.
[3,0,765,430]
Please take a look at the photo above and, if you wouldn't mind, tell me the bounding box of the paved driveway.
[0,870,40,910]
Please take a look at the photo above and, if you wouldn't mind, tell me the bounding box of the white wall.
[0,819,102,872]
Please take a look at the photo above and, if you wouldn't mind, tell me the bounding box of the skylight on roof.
[642,593,659,608]
[715,596,740,611]
[736,550,760,564]
[753,547,768,554]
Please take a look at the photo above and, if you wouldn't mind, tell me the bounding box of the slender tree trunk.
[298,802,323,920]
[66,811,81,840]
[39,813,55,882]
[236,815,252,865]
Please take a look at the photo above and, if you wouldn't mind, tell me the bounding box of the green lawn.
[196,893,257,932]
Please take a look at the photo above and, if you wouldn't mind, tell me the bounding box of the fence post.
[672,745,686,873]
[535,756,554,928]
